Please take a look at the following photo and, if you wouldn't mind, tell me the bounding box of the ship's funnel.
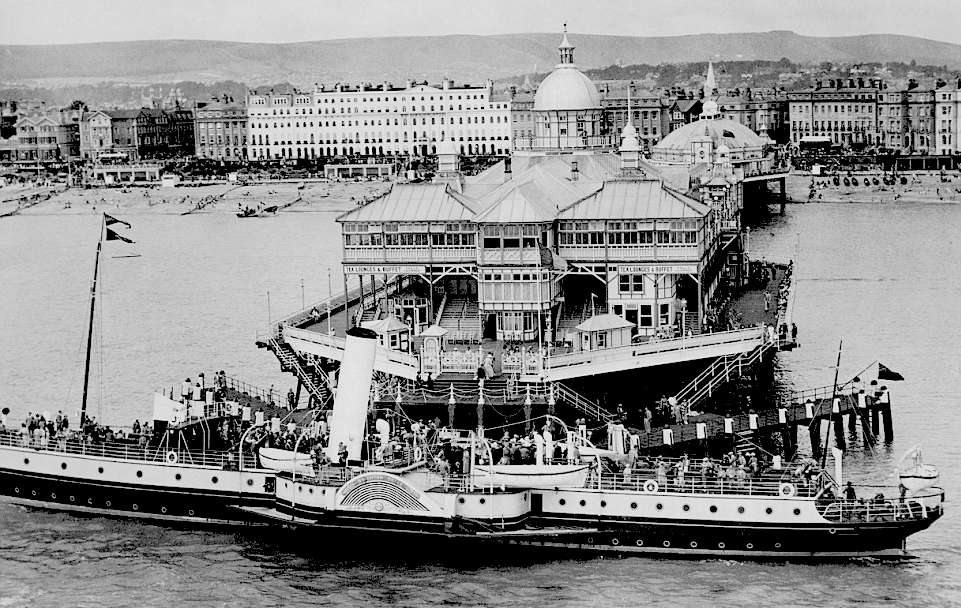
[326,326,378,462]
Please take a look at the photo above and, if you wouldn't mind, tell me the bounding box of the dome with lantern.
[652,62,768,166]
[529,26,608,151]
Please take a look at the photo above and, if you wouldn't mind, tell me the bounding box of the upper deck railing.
[0,430,258,469]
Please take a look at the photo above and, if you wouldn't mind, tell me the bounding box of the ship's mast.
[80,214,106,429]
[820,339,843,469]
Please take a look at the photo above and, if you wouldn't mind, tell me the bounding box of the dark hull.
[0,466,271,526]
[0,468,939,561]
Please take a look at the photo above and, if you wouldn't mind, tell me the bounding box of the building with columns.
[246,79,511,161]
[194,98,247,160]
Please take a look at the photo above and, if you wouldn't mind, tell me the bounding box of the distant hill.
[3,30,961,86]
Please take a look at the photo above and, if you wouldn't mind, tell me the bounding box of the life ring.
[643,480,659,493]
[779,482,797,497]
[165,451,179,465]
[413,447,423,461]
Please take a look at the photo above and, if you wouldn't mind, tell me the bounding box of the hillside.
[2,30,961,86]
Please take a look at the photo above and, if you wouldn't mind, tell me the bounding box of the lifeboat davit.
[898,446,939,495]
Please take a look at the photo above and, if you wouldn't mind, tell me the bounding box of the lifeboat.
[898,446,939,495]
[259,447,315,476]
[472,463,590,489]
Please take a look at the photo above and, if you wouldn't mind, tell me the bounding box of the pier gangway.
[670,336,777,412]
[540,326,769,382]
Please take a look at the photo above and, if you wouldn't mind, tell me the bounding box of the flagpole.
[80,213,106,430]
[820,339,843,469]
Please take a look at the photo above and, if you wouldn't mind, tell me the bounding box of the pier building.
[261,29,795,431]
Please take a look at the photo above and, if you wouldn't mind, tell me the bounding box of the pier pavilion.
[260,29,796,429]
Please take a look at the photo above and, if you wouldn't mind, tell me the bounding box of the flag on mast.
[106,227,134,244]
[104,213,131,229]
[878,363,904,382]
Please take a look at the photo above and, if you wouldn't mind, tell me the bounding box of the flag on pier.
[878,363,904,382]
[104,213,131,229]
[106,227,134,244]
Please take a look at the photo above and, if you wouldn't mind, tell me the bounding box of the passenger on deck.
[336,441,348,465]
[843,481,857,502]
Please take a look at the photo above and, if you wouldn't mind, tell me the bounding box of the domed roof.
[654,117,767,152]
[533,67,601,111]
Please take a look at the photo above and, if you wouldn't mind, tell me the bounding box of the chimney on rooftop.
[570,160,579,181]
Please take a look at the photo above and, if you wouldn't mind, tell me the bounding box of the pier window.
[618,274,644,294]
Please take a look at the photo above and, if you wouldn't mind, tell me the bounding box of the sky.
[1,0,959,46]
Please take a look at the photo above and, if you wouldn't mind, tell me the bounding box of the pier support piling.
[833,415,846,451]
[880,404,894,442]
[808,419,822,461]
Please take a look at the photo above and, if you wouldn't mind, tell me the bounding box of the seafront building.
[194,97,247,161]
[787,78,884,148]
[245,79,512,161]
[79,106,195,161]
[0,106,81,163]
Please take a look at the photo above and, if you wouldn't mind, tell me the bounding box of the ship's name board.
[347,265,426,274]
[619,264,699,275]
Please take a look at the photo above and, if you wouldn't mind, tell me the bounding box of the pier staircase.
[734,429,757,457]
[438,297,481,343]
[671,337,774,413]
[267,336,333,408]
[551,382,616,423]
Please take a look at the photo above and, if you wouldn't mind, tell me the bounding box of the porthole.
[30,490,36,496]
[98,467,104,474]
[87,498,93,505]
[738,506,745,514]
[586,536,595,545]
[682,504,690,512]
[656,503,663,510]
[611,538,620,546]
[559,498,566,506]
[600,500,606,508]
[458,497,466,504]
[746,543,754,549]
[829,528,837,535]
[211,476,218,484]
[793,508,801,516]
[765,507,773,515]
[175,473,182,481]
[718,542,726,549]
[61,462,67,470]
[105,500,112,507]
[579,499,586,507]
[479,498,486,505]
[709,505,718,513]
[246,479,254,486]
[188,509,195,516]
[630,502,638,509]
[308,488,313,494]
[51,492,57,500]
[161,506,168,514]
[690,541,698,548]
[69,495,75,502]
[13,487,19,494]
[23,458,29,465]
[774,542,782,549]
[635,539,644,547]
[136,470,143,478]
[663,540,671,548]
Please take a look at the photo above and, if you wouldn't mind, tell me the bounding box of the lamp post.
[680,298,687,338]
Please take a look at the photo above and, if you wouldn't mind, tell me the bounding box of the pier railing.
[544,326,765,373]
